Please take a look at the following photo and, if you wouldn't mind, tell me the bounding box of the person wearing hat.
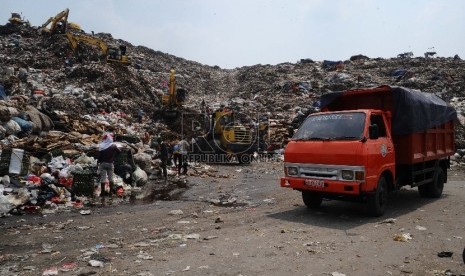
[97,132,121,199]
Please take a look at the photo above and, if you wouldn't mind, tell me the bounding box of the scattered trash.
[415,225,427,231]
[137,251,153,260]
[185,233,200,240]
[137,272,155,276]
[42,267,58,276]
[169,209,184,215]
[41,243,56,253]
[60,262,77,272]
[80,210,91,215]
[134,242,151,247]
[394,233,413,242]
[378,218,396,224]
[437,251,453,258]
[88,260,104,267]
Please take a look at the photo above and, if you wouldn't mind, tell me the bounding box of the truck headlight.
[286,167,298,176]
[341,170,354,180]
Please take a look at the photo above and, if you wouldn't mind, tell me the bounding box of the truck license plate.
[304,179,325,188]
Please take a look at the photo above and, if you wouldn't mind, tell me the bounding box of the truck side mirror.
[369,124,379,140]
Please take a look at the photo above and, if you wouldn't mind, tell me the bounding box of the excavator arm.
[66,32,108,54]
[41,8,70,34]
[41,17,53,28]
[169,69,176,106]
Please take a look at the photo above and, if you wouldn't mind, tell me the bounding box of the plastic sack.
[4,188,29,206]
[9,148,24,174]
[132,166,147,187]
[26,175,41,185]
[11,116,33,134]
[66,164,84,175]
[133,152,152,171]
[74,153,96,165]
[48,156,68,172]
[3,119,21,135]
[0,125,6,139]
[0,195,14,215]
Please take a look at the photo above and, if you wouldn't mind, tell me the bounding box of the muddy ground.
[1,161,465,276]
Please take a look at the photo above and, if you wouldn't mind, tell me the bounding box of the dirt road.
[1,161,464,276]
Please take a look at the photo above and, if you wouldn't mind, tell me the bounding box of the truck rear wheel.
[302,191,323,209]
[367,176,387,217]
[418,167,444,198]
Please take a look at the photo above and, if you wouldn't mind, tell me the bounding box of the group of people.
[96,132,190,200]
[156,138,189,179]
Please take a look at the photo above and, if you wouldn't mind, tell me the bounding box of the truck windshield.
[292,112,366,141]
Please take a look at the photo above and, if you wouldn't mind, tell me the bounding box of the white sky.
[2,0,465,69]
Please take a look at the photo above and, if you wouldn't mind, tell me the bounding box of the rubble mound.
[1,23,465,150]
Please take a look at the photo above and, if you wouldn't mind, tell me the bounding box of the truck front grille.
[299,167,338,180]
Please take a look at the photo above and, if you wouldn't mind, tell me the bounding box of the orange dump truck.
[280,85,457,216]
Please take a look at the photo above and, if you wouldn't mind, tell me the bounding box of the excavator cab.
[106,45,129,64]
[55,21,67,34]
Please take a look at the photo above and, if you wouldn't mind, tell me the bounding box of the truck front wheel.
[367,176,388,217]
[418,167,444,198]
[302,191,323,209]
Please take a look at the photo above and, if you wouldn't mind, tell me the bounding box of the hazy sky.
[2,0,464,68]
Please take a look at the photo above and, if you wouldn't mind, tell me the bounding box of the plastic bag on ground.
[132,166,148,187]
[0,188,30,215]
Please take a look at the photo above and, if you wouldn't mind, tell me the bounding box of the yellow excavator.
[66,32,130,64]
[40,8,82,34]
[8,13,25,25]
[158,69,187,119]
[192,107,258,164]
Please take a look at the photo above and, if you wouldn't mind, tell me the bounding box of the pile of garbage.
[2,23,465,146]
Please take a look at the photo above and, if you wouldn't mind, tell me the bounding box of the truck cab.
[282,110,395,213]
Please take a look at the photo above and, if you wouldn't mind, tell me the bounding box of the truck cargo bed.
[394,121,455,164]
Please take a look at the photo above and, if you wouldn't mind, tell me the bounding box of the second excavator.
[155,69,187,119]
[66,32,130,64]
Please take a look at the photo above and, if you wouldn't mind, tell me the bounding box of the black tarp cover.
[319,86,457,136]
